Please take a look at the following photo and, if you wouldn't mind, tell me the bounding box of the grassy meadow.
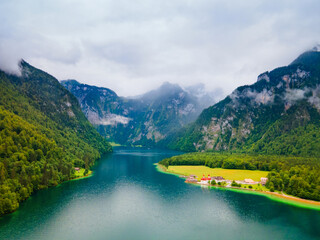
[167,166,268,182]
[74,168,93,178]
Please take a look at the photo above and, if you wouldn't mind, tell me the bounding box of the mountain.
[0,60,111,215]
[184,83,222,110]
[167,47,320,156]
[61,81,216,146]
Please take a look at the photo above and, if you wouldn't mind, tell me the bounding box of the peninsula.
[157,152,320,211]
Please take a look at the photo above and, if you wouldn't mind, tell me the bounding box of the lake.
[0,147,319,240]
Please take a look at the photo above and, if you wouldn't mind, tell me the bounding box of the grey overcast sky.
[0,0,320,97]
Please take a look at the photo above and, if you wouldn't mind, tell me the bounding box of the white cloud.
[285,89,306,103]
[0,0,320,96]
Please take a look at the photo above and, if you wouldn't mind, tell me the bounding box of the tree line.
[159,152,320,201]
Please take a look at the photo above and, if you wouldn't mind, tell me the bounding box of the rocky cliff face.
[61,80,215,146]
[167,47,320,156]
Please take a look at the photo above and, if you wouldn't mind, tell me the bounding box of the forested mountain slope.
[166,47,320,156]
[0,60,111,215]
[61,81,215,146]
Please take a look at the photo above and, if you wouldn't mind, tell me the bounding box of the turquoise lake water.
[0,147,319,240]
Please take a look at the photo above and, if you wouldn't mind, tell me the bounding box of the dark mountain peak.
[19,58,26,66]
[18,59,31,76]
[61,79,80,85]
[311,44,320,52]
[61,80,118,98]
[18,59,59,85]
[290,47,320,68]
[158,81,183,92]
[19,59,38,73]
[141,82,185,101]
[257,71,270,82]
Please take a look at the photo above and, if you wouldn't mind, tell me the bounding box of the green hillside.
[0,61,111,215]
[165,49,320,157]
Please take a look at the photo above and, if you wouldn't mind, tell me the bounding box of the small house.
[212,176,225,182]
[186,177,198,183]
[260,177,268,185]
[200,174,211,184]
[244,179,255,184]
[74,167,80,172]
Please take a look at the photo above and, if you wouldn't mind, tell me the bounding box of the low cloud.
[284,89,306,104]
[97,114,132,126]
[229,88,274,107]
[0,0,320,96]
[308,86,320,110]
[87,110,132,126]
[248,89,274,105]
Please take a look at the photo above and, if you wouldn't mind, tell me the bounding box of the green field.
[167,166,268,182]
[74,168,92,178]
[109,142,122,147]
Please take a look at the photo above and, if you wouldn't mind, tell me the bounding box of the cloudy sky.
[1,0,320,97]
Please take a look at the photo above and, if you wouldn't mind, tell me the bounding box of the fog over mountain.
[165,47,320,154]
[1,0,320,97]
[61,80,217,146]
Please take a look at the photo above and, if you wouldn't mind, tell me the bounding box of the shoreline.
[155,164,320,211]
[69,171,94,182]
[51,170,94,189]
[1,170,95,218]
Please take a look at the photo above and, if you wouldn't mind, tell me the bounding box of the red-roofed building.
[200,174,211,184]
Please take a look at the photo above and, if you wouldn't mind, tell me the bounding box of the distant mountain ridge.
[165,47,320,156]
[61,80,216,146]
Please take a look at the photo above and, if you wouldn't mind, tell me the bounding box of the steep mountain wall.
[166,49,320,156]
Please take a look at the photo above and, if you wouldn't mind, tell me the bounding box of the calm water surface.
[0,147,319,240]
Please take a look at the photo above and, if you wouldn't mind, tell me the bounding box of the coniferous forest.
[0,61,112,215]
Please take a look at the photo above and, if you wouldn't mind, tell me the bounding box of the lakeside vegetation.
[109,142,122,147]
[73,168,93,179]
[156,163,320,210]
[159,152,320,202]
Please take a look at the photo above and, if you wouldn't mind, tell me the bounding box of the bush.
[231,180,241,187]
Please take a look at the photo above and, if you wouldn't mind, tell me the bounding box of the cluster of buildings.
[186,174,226,185]
[200,174,211,184]
[185,174,268,187]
